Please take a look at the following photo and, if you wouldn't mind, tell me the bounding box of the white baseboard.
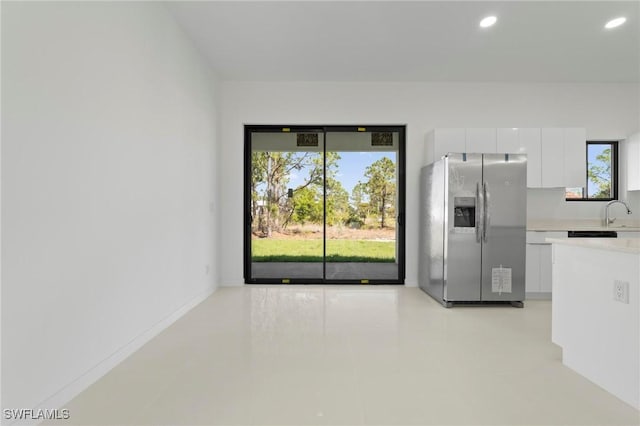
[404,280,418,287]
[8,287,216,426]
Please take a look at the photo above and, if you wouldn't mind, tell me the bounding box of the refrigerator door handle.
[476,182,483,243]
[483,181,491,242]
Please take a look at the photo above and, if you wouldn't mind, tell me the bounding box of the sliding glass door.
[244,125,405,284]
[324,129,401,280]
[246,128,325,281]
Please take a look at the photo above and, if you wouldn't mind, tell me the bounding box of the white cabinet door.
[525,244,541,293]
[432,128,466,161]
[526,231,565,295]
[541,128,565,188]
[539,244,553,292]
[497,128,542,188]
[564,128,587,189]
[627,132,640,191]
[466,128,497,153]
[496,128,519,152]
[520,128,542,187]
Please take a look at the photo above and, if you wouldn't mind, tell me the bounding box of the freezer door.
[480,154,527,301]
[444,153,483,301]
[419,162,446,301]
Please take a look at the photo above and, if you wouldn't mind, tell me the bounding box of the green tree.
[349,181,370,224]
[251,151,341,235]
[252,151,321,236]
[588,148,612,198]
[291,186,323,224]
[325,177,350,226]
[364,157,396,228]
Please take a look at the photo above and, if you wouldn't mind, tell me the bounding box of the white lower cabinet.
[526,244,551,295]
[526,231,567,297]
[525,244,542,293]
[539,244,553,293]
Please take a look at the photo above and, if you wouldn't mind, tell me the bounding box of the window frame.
[566,140,619,202]
[243,124,406,285]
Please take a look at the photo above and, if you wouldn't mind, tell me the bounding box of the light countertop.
[528,219,640,232]
[547,237,640,254]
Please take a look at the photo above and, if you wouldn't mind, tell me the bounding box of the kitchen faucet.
[604,200,632,227]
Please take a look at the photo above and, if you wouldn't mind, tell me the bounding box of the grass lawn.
[252,239,395,262]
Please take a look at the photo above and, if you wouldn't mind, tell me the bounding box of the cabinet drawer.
[526,231,567,244]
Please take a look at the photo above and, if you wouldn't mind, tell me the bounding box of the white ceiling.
[166,1,640,83]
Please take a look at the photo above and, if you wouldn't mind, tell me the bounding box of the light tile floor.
[48,286,640,425]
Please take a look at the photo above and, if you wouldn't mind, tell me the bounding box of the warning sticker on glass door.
[492,266,512,295]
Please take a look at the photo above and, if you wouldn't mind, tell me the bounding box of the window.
[566,141,618,201]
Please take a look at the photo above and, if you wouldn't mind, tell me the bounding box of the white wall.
[527,189,640,221]
[1,1,219,416]
[220,81,640,287]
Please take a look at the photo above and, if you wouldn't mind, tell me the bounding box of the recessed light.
[605,17,626,29]
[480,16,497,28]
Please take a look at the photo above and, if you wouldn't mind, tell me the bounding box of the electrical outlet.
[613,280,629,304]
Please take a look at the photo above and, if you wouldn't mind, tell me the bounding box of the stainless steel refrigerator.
[419,153,526,307]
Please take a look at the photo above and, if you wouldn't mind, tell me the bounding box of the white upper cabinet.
[540,127,586,189]
[563,128,587,189]
[541,128,565,188]
[521,129,543,188]
[496,128,519,151]
[426,128,466,163]
[627,132,640,191]
[426,128,495,164]
[428,127,585,189]
[466,128,497,153]
[497,128,542,187]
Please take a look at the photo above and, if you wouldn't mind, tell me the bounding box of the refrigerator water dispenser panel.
[454,197,475,228]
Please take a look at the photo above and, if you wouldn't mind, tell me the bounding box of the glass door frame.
[243,124,406,284]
